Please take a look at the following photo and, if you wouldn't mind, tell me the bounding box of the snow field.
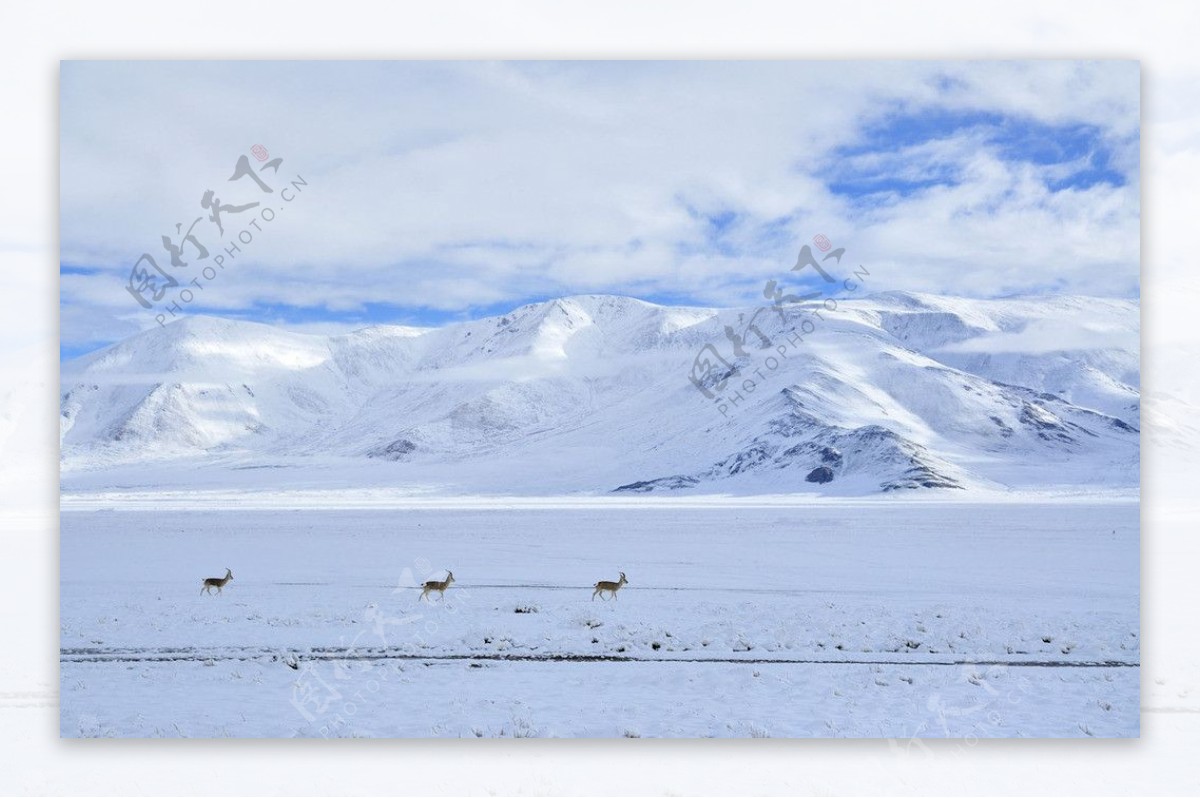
[60,501,1138,737]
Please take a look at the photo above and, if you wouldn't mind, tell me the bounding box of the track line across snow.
[60,646,1139,668]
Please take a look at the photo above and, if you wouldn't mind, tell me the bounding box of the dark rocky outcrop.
[367,438,416,461]
[805,466,835,484]
[613,475,700,493]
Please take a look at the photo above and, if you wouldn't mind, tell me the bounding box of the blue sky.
[823,109,1129,198]
[60,61,1140,358]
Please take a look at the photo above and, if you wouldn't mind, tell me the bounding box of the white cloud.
[59,60,1140,350]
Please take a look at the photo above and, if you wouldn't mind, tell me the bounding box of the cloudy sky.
[59,60,1140,358]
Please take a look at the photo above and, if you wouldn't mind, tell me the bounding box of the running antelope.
[201,568,233,596]
[592,571,627,601]
[419,570,455,601]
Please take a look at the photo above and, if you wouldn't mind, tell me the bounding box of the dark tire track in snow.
[61,646,1139,668]
[261,583,948,598]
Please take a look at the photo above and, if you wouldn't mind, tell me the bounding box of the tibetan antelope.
[201,568,233,596]
[592,571,627,601]
[419,570,455,601]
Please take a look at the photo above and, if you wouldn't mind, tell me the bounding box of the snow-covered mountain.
[60,292,1139,496]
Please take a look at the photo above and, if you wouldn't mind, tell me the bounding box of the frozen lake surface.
[60,500,1139,738]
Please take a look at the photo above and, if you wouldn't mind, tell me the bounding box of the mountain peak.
[61,293,1139,496]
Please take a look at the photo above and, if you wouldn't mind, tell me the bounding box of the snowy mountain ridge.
[60,292,1139,496]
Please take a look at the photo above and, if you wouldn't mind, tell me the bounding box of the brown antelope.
[201,568,233,596]
[592,571,627,601]
[419,570,455,602]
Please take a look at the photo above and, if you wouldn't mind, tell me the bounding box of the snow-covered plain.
[60,500,1138,738]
